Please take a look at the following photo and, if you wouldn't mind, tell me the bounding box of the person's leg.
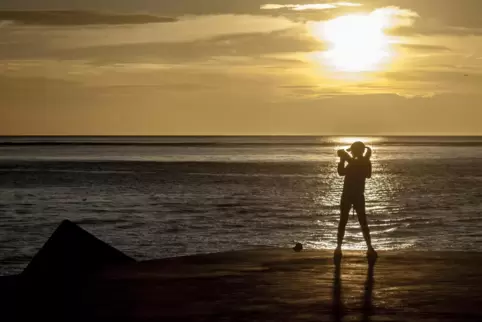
[336,196,351,251]
[354,195,375,251]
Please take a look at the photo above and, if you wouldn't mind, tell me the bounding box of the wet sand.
[5,249,482,321]
[90,249,482,321]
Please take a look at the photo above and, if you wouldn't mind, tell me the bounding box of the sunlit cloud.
[371,6,419,29]
[261,2,361,11]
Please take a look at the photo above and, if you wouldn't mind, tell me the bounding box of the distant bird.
[293,243,303,252]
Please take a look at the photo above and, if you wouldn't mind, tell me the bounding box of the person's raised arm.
[337,149,350,176]
[364,147,372,160]
[338,159,347,176]
[366,160,372,179]
[364,147,372,179]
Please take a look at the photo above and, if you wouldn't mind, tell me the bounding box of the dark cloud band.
[0,10,177,25]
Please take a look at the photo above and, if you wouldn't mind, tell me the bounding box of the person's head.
[348,141,366,158]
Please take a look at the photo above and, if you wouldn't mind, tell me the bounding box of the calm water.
[1,136,482,275]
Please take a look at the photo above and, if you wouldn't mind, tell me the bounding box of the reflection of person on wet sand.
[332,260,343,322]
[362,260,375,322]
[332,259,375,322]
[335,141,377,259]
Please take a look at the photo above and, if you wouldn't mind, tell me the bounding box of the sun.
[309,12,394,72]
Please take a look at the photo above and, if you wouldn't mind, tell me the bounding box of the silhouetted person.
[335,141,377,259]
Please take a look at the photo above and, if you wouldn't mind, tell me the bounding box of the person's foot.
[334,247,342,260]
[367,247,378,260]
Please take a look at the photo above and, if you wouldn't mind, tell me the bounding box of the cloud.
[99,83,216,92]
[390,25,482,37]
[306,6,419,40]
[382,70,482,83]
[0,15,304,62]
[0,10,177,26]
[18,15,297,50]
[398,44,452,52]
[261,2,361,11]
[2,63,482,135]
[41,28,320,65]
[373,6,482,37]
[370,6,419,28]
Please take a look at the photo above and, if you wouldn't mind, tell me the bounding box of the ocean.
[1,136,481,275]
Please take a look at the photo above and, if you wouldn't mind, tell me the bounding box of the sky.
[1,0,481,135]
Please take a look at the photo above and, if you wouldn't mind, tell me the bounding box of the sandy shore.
[4,248,482,321]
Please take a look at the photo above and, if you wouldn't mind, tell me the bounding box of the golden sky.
[1,0,481,135]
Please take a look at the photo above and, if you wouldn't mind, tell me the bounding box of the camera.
[337,149,350,160]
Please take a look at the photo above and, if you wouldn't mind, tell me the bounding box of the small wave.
[189,172,324,178]
[358,227,399,236]
[74,218,129,225]
[165,226,184,233]
[0,253,33,264]
[224,223,246,229]
[115,222,146,229]
[216,202,243,209]
[1,168,136,174]
[14,209,31,215]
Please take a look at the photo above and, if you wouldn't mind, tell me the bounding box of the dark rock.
[23,219,134,280]
[13,220,135,321]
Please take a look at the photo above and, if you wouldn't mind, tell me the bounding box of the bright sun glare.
[337,137,377,144]
[310,12,395,72]
[333,136,381,150]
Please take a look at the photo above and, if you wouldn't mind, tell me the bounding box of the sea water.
[1,136,481,275]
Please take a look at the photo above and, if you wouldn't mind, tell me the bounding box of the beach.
[4,248,482,321]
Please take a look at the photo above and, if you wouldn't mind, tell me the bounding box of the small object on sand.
[293,243,303,252]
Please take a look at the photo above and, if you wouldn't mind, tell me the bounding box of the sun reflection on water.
[306,138,416,251]
[332,136,381,148]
